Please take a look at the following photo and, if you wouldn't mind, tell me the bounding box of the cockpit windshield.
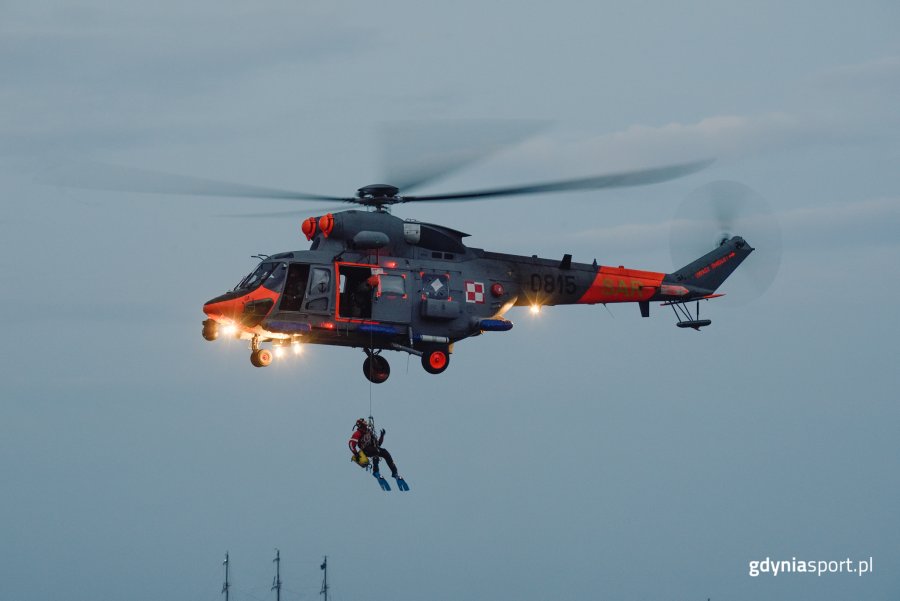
[234,261,287,292]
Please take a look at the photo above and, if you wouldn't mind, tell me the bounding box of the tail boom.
[527,236,752,306]
[489,235,752,310]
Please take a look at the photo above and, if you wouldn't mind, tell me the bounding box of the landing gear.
[249,336,273,367]
[202,319,218,341]
[363,350,390,383]
[666,299,712,331]
[421,348,450,374]
[250,348,273,367]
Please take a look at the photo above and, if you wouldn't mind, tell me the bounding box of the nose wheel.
[363,350,390,383]
[250,348,273,367]
[249,336,273,367]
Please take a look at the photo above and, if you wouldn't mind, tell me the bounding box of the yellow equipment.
[352,451,369,468]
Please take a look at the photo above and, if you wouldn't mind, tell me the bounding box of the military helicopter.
[194,164,768,382]
[45,127,776,383]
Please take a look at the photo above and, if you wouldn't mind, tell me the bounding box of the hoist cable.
[368,328,374,419]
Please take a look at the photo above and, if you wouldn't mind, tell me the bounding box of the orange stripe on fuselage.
[577,266,665,304]
[203,286,281,321]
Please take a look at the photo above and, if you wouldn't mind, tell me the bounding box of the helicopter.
[44,127,774,383]
[194,162,758,383]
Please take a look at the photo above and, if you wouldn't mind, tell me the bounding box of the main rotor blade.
[380,119,548,192]
[38,161,352,203]
[214,205,356,219]
[400,159,713,202]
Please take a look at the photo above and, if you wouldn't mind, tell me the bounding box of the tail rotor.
[670,181,782,306]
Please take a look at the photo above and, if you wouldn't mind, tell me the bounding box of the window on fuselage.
[235,261,284,292]
[305,267,332,311]
[263,262,287,291]
[379,274,405,297]
[309,268,330,294]
[279,263,310,311]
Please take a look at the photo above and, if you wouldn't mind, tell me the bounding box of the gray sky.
[2,1,899,600]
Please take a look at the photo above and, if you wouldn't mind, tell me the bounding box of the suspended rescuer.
[349,418,401,479]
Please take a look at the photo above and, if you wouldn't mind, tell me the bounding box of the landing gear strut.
[667,300,712,330]
[363,349,390,383]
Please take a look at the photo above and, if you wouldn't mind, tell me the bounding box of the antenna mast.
[320,556,329,601]
[222,552,230,601]
[271,549,282,601]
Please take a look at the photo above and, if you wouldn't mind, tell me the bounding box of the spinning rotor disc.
[670,181,782,306]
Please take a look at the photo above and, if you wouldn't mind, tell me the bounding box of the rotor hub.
[357,184,399,200]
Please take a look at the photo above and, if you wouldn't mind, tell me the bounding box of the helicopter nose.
[202,291,246,320]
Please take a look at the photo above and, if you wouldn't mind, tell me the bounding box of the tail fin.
[667,236,753,294]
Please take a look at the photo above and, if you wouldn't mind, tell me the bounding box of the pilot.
[348,418,401,480]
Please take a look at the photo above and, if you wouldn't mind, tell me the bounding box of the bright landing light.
[222,324,237,336]
[292,342,303,355]
[530,304,542,315]
[274,346,286,359]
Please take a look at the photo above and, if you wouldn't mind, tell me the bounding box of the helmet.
[355,418,368,430]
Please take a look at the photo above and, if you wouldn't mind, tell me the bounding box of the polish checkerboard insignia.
[465,281,485,304]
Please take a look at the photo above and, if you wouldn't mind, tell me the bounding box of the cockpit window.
[263,262,287,290]
[235,261,286,291]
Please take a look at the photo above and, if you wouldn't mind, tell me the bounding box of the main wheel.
[363,355,390,383]
[251,348,273,367]
[421,348,450,374]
